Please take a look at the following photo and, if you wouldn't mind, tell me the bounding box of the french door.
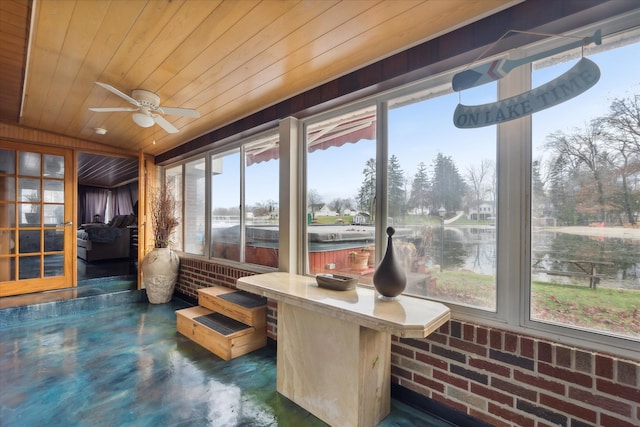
[0,142,74,296]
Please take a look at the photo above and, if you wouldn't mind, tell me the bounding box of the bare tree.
[603,96,640,225]
[307,189,323,220]
[251,199,277,218]
[329,197,354,216]
[545,120,612,222]
[605,95,640,155]
[466,159,493,221]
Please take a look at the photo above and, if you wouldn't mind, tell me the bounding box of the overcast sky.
[241,40,640,208]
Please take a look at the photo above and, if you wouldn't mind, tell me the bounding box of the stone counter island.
[237,272,451,427]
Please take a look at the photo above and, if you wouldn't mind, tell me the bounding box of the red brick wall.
[176,256,640,426]
[175,257,254,298]
[393,321,640,427]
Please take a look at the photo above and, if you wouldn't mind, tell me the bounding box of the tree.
[387,155,406,220]
[329,197,353,215]
[547,154,580,225]
[357,158,376,220]
[605,95,640,155]
[307,189,323,220]
[408,162,430,215]
[603,96,640,225]
[466,159,493,221]
[545,120,612,222]
[532,159,548,220]
[430,153,466,214]
[251,199,277,217]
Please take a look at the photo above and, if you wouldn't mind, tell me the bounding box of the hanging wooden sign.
[452,30,601,92]
[453,57,600,129]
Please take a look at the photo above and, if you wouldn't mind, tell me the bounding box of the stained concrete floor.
[0,297,455,427]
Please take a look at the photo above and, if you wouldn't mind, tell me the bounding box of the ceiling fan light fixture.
[90,83,198,134]
[132,112,154,128]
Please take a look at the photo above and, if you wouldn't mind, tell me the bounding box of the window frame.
[162,129,281,270]
[517,25,640,358]
[163,20,639,359]
[295,27,638,357]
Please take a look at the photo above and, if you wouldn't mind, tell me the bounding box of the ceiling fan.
[88,82,200,134]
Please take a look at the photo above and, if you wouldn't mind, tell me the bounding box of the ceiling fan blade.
[157,106,200,118]
[95,82,140,106]
[153,115,179,134]
[89,107,139,112]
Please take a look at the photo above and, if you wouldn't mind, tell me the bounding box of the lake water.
[426,226,639,290]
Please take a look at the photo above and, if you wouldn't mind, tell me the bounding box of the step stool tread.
[193,312,251,336]
[198,286,235,298]
[217,290,267,308]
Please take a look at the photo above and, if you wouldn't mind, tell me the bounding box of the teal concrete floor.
[0,298,455,426]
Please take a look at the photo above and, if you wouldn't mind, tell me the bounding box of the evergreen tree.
[430,153,466,214]
[408,162,430,215]
[387,155,406,220]
[357,158,376,221]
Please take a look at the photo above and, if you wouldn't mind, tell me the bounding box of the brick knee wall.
[392,322,639,427]
[176,257,639,427]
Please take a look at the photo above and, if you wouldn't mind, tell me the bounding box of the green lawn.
[423,271,639,338]
[531,281,640,337]
[311,216,353,224]
[427,270,496,309]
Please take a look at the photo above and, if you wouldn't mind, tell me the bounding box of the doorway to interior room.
[76,152,139,292]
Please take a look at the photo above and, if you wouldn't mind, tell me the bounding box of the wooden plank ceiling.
[2,0,516,159]
[77,152,138,188]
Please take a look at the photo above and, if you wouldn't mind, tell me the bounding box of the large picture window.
[387,82,497,311]
[530,36,640,340]
[210,149,241,262]
[244,135,280,267]
[302,85,499,312]
[304,107,377,279]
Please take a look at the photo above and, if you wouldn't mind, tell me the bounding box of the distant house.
[317,204,337,216]
[469,201,494,221]
[352,212,370,225]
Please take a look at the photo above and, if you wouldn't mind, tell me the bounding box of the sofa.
[77,214,136,262]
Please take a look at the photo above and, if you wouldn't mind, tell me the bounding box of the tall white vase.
[141,247,179,304]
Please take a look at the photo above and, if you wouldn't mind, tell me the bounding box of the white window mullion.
[497,59,532,327]
[239,145,246,263]
[278,117,300,274]
[204,159,211,258]
[376,102,387,262]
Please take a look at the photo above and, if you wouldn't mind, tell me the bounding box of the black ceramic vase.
[373,226,407,299]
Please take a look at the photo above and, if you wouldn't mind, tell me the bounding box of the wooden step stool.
[176,286,267,360]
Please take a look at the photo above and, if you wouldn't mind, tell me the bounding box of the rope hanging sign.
[452,30,602,129]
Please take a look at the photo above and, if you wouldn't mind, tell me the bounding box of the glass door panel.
[0,149,16,174]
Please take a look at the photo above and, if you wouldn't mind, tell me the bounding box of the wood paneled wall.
[0,0,31,123]
[0,122,137,157]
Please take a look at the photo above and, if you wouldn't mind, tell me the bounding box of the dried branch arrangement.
[150,185,179,248]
